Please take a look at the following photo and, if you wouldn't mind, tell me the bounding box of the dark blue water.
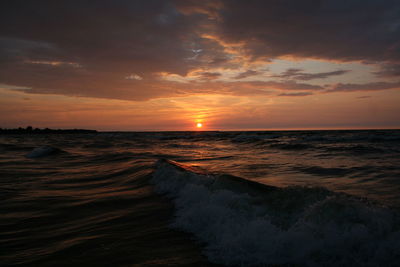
[1,130,400,266]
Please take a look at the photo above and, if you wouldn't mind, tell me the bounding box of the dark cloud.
[147,80,322,97]
[328,82,400,92]
[174,0,223,18]
[0,1,198,73]
[0,0,235,100]
[166,80,321,96]
[271,68,350,80]
[373,64,400,77]
[279,92,313,97]
[196,71,222,80]
[0,0,399,101]
[192,80,323,96]
[233,70,261,79]
[244,81,323,91]
[216,0,400,62]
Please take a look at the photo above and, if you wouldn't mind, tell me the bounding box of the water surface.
[1,130,399,266]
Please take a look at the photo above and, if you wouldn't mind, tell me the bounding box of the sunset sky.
[1,0,399,131]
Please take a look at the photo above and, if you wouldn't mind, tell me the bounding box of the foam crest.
[152,160,400,266]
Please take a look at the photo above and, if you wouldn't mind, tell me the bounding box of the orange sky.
[1,85,399,131]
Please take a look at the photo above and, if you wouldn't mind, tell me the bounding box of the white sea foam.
[152,160,400,266]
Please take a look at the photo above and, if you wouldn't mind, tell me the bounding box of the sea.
[1,130,400,266]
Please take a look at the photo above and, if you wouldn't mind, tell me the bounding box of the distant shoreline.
[0,127,97,134]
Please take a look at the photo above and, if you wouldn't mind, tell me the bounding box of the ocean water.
[1,130,400,266]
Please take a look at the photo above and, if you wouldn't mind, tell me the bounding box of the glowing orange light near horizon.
[196,122,203,128]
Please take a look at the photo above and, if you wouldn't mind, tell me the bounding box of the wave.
[152,159,400,266]
[165,143,201,149]
[297,130,400,144]
[25,146,64,158]
[295,165,375,177]
[324,144,386,155]
[268,142,315,150]
[0,143,35,151]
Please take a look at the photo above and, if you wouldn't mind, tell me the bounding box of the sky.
[0,0,399,131]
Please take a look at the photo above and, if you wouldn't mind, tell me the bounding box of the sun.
[196,122,203,128]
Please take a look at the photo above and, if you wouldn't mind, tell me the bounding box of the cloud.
[125,74,143,80]
[0,0,204,100]
[0,0,399,101]
[233,70,261,79]
[1,1,203,71]
[373,64,400,77]
[25,60,82,68]
[196,71,222,80]
[279,92,313,97]
[184,80,323,96]
[271,68,350,81]
[214,0,400,63]
[328,81,400,92]
[245,81,323,91]
[0,1,241,100]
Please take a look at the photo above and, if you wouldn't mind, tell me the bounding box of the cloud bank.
[0,0,399,101]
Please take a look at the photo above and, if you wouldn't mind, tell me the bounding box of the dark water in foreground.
[1,130,400,266]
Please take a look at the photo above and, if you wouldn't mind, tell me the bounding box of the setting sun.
[196,122,203,128]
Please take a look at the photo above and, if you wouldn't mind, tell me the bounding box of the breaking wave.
[152,159,400,267]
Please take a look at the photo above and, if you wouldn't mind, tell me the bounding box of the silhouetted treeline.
[0,126,97,134]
